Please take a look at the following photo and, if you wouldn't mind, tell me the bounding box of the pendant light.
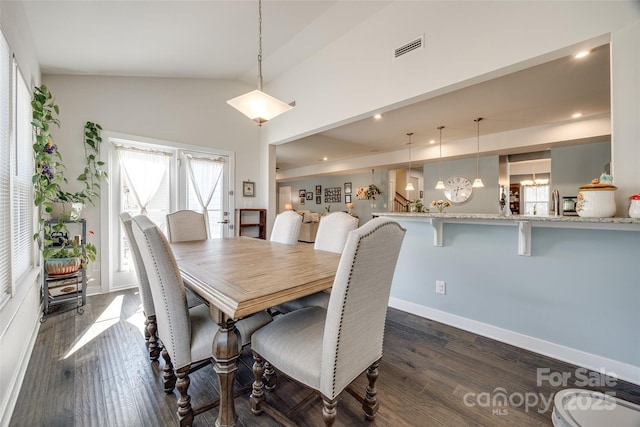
[405,132,415,192]
[227,0,293,125]
[435,126,446,190]
[472,118,485,188]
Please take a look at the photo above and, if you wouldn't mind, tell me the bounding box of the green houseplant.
[32,85,105,268]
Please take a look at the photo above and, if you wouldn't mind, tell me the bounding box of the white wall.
[266,1,639,209]
[0,3,42,427]
[41,75,265,292]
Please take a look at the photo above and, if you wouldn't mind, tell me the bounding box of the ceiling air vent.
[394,35,424,60]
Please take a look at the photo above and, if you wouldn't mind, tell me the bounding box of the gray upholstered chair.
[276,212,359,313]
[166,209,208,243]
[131,214,272,427]
[120,212,161,361]
[250,217,406,426]
[270,210,303,245]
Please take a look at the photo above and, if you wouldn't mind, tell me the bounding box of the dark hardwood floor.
[10,288,640,426]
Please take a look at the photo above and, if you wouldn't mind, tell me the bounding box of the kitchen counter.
[372,212,640,255]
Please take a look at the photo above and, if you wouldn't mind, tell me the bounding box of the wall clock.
[443,176,473,204]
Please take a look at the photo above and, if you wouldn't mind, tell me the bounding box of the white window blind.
[0,32,12,303]
[13,65,34,283]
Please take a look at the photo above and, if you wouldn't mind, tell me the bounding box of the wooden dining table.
[171,237,341,427]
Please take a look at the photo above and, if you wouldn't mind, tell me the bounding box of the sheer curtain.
[117,146,171,215]
[183,153,224,236]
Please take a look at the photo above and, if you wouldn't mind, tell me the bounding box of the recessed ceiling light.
[323,157,328,161]
[374,113,383,120]
[572,113,583,119]
[429,139,436,144]
[574,50,590,59]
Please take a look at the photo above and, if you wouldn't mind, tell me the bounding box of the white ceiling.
[276,43,611,171]
[21,1,610,172]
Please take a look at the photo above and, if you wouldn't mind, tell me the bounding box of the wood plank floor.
[10,288,640,426]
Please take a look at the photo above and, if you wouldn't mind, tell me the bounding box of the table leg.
[212,316,241,427]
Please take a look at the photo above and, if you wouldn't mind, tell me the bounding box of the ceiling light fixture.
[574,50,590,59]
[374,113,383,120]
[572,112,583,118]
[405,132,415,192]
[435,126,446,190]
[472,118,485,188]
[226,0,293,125]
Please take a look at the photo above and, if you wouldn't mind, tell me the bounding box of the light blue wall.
[551,140,612,200]
[423,156,500,214]
[278,170,389,223]
[391,219,640,366]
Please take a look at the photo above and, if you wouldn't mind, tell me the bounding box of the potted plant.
[32,84,106,268]
[44,240,96,275]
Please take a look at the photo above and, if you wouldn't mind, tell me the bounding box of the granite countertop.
[372,212,640,224]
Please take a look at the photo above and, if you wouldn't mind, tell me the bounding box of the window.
[107,137,232,290]
[522,185,550,216]
[13,66,34,283]
[0,30,35,308]
[0,32,11,305]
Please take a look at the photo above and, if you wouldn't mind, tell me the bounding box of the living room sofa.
[296,210,322,243]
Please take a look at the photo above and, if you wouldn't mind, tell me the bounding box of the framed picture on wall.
[306,192,313,200]
[300,197,305,205]
[345,194,352,203]
[316,195,321,204]
[299,189,306,198]
[344,182,352,194]
[324,187,342,203]
[315,185,322,195]
[243,181,255,197]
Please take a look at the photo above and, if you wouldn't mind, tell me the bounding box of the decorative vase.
[576,184,617,218]
[45,257,81,275]
[50,202,83,221]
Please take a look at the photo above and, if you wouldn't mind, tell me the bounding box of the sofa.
[296,210,322,243]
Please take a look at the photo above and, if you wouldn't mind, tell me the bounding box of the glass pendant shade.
[472,178,485,188]
[405,182,415,191]
[227,90,292,124]
[226,0,293,125]
[435,180,445,190]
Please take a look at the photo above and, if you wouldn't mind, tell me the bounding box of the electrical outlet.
[436,280,446,295]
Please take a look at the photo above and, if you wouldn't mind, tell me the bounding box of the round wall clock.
[443,176,473,203]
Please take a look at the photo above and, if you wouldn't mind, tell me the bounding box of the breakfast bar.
[373,212,640,255]
[372,212,640,386]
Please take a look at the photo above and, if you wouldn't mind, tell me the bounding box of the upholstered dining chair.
[120,212,161,362]
[276,212,359,313]
[250,217,406,426]
[131,214,272,427]
[166,209,208,243]
[270,210,303,245]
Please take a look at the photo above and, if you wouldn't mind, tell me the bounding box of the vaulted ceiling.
[21,1,610,173]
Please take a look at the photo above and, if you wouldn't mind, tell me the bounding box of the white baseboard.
[388,297,640,386]
[0,313,40,427]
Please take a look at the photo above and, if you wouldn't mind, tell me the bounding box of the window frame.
[0,31,38,310]
[100,131,235,294]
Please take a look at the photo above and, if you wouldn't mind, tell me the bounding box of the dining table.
[170,236,341,427]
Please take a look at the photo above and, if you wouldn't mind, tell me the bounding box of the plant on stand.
[32,84,105,270]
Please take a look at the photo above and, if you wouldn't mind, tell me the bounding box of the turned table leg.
[212,315,241,427]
